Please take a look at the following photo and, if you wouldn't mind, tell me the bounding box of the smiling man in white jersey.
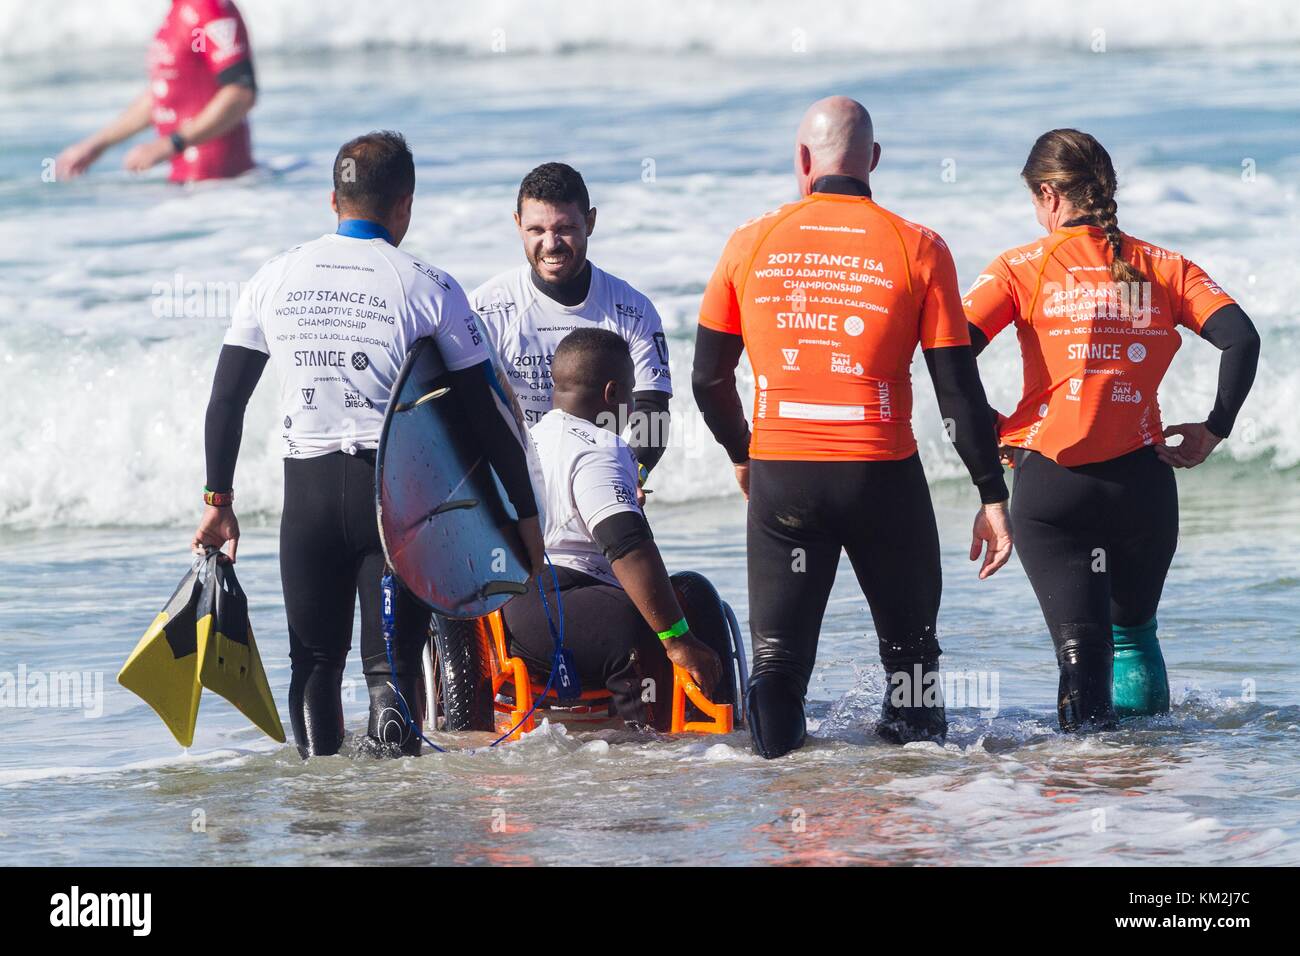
[192,131,543,758]
[470,163,673,491]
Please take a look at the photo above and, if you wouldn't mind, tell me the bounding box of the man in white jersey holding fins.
[193,131,543,759]
[471,163,673,490]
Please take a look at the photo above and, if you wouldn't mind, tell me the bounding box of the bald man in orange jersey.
[693,97,1012,757]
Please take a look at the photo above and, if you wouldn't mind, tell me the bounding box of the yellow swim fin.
[196,559,286,743]
[118,557,208,748]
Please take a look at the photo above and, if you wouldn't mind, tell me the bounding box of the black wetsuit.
[206,346,538,757]
[970,300,1260,729]
[693,175,1009,756]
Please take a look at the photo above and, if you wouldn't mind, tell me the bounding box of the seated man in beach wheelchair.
[425,328,748,738]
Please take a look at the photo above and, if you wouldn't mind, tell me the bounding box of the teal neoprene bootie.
[1112,618,1170,717]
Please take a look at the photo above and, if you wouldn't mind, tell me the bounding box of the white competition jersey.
[532,408,643,587]
[470,263,672,426]
[224,229,489,458]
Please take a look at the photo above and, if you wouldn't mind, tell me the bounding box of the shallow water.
[1,19,1298,864]
[2,463,1297,866]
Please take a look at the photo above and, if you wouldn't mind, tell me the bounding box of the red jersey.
[963,225,1236,466]
[699,191,970,461]
[148,0,255,183]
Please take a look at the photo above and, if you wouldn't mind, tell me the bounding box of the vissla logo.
[1069,378,1083,395]
[782,348,799,365]
[301,388,315,405]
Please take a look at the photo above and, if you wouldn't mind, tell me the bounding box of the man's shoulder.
[538,411,628,456]
[470,265,531,316]
[591,264,657,326]
[372,243,464,300]
[248,236,324,286]
[865,201,953,258]
[730,198,805,244]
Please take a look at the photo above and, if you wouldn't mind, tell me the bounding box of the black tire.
[427,614,496,731]
[670,571,739,708]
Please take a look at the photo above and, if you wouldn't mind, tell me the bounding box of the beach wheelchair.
[423,571,749,739]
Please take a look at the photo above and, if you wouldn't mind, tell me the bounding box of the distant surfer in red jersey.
[56,0,257,183]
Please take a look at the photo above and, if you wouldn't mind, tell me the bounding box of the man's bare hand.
[192,505,240,562]
[1155,422,1222,468]
[970,500,1013,580]
[734,460,750,500]
[56,139,106,180]
[663,633,722,699]
[124,137,174,173]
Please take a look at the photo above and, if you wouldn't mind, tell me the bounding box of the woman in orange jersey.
[964,129,1260,732]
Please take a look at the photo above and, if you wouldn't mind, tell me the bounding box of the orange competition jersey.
[963,225,1236,467]
[699,191,969,461]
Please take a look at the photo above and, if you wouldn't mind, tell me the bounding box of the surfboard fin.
[196,559,287,743]
[481,580,529,597]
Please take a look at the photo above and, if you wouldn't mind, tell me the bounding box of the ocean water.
[1,1,1298,865]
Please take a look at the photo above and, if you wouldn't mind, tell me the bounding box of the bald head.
[793,96,879,195]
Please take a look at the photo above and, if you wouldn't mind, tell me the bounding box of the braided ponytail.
[1021,129,1144,286]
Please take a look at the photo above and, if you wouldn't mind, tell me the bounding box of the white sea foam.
[3,0,1297,60]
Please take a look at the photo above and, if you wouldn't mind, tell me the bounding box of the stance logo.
[1127,342,1147,363]
[350,352,369,371]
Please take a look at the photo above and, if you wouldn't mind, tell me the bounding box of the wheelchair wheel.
[424,615,496,732]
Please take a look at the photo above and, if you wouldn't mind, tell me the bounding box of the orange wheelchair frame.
[479,609,735,740]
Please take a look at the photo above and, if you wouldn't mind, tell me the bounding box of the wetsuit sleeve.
[1175,259,1238,333]
[628,298,673,396]
[961,257,1018,345]
[194,0,257,90]
[1199,303,1261,439]
[591,510,654,562]
[924,347,1009,503]
[447,361,539,520]
[917,236,971,350]
[691,325,752,464]
[628,389,671,473]
[204,344,268,492]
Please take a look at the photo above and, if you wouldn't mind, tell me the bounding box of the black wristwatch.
[169,131,186,154]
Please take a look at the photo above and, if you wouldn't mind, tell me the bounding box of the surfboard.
[375,338,535,619]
